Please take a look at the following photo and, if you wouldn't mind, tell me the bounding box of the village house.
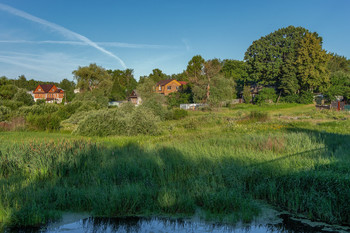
[155,79,187,96]
[32,84,65,103]
[128,90,142,105]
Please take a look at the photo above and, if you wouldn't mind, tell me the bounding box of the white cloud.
[0,3,127,69]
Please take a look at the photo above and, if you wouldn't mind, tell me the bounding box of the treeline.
[1,25,350,135]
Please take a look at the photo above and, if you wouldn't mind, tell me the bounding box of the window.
[38,88,41,91]
[167,86,171,90]
[159,86,162,91]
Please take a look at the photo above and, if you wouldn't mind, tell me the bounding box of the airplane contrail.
[0,3,127,69]
[0,40,177,49]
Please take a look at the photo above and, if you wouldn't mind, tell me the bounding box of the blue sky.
[0,0,349,83]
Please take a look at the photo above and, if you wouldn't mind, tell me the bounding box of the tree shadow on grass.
[0,141,257,229]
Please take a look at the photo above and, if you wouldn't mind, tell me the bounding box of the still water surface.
[7,213,350,233]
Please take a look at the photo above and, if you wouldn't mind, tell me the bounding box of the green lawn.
[1,104,350,227]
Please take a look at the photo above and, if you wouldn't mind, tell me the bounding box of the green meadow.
[1,104,350,228]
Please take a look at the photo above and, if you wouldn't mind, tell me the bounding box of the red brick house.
[33,84,65,103]
[155,79,187,96]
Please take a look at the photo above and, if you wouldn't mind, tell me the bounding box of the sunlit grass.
[1,104,350,227]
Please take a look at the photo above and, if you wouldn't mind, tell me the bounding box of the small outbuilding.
[128,90,142,105]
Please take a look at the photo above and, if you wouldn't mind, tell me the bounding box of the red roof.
[38,84,54,93]
[178,81,188,85]
[33,84,64,94]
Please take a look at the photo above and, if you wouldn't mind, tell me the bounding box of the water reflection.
[6,214,350,233]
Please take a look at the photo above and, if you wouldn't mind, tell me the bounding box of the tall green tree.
[72,63,112,95]
[221,59,248,83]
[295,32,330,92]
[108,69,137,101]
[244,26,327,95]
[327,53,350,74]
[186,55,205,83]
[59,79,76,102]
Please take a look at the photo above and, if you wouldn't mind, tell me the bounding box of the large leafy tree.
[295,32,330,92]
[244,26,328,94]
[108,69,137,101]
[59,78,76,102]
[186,55,205,83]
[328,53,350,73]
[72,63,112,95]
[221,59,248,83]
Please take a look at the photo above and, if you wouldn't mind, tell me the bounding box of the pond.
[5,211,350,233]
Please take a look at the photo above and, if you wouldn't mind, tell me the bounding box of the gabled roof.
[156,79,181,86]
[33,84,65,94]
[129,90,139,98]
[39,84,54,93]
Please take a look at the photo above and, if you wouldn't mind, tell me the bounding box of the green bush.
[142,98,169,120]
[298,91,314,104]
[18,104,59,116]
[0,106,10,121]
[26,113,61,131]
[127,106,160,136]
[13,89,34,106]
[0,100,24,110]
[254,88,277,104]
[281,94,300,103]
[246,111,269,122]
[281,91,314,104]
[56,102,82,120]
[171,109,188,120]
[74,107,160,136]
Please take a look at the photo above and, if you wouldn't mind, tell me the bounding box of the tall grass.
[1,105,350,227]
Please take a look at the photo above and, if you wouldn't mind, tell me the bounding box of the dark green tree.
[186,55,205,83]
[59,79,76,102]
[244,26,328,95]
[72,63,112,94]
[13,88,34,106]
[108,69,137,101]
[295,32,330,92]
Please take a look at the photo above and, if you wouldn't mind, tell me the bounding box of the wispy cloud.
[0,40,178,49]
[0,3,127,69]
[0,51,91,81]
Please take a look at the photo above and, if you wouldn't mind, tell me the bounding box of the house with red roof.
[155,79,188,96]
[32,84,65,103]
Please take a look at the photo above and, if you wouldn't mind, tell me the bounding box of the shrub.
[254,88,277,104]
[0,106,10,121]
[0,100,24,110]
[13,89,34,106]
[281,94,300,103]
[26,113,61,131]
[18,104,59,116]
[171,109,188,120]
[246,111,269,122]
[127,106,160,136]
[74,109,126,136]
[118,102,135,114]
[243,86,252,104]
[142,98,169,120]
[74,108,160,137]
[281,91,314,104]
[298,91,314,104]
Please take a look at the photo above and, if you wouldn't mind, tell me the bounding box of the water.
[6,213,350,233]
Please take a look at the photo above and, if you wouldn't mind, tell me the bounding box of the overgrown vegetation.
[1,104,350,228]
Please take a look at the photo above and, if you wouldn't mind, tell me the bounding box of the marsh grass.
[1,104,350,227]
